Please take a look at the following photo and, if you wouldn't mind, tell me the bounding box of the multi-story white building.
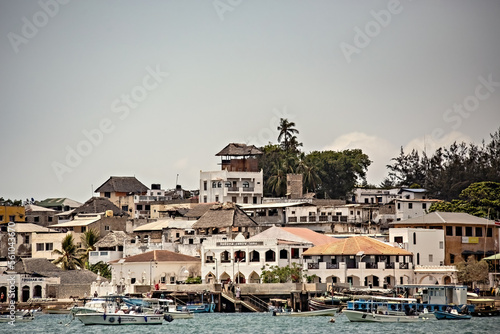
[389,228,445,266]
[395,199,441,221]
[200,143,263,204]
[351,188,400,204]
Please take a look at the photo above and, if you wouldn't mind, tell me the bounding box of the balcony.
[227,187,239,192]
[399,263,409,269]
[242,187,255,192]
[326,263,339,269]
[308,263,319,270]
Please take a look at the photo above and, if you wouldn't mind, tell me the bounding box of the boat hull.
[75,312,164,325]
[434,311,471,320]
[343,310,425,323]
[273,308,338,317]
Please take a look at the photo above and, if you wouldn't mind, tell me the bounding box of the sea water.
[3,312,499,334]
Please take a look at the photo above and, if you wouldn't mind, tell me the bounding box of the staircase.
[221,292,269,313]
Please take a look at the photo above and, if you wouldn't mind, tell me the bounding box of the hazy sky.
[1,0,499,203]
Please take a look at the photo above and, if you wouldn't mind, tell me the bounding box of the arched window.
[242,181,250,188]
[217,182,222,188]
[212,182,217,188]
[225,182,231,188]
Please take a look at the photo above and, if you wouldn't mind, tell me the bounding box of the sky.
[1,0,499,204]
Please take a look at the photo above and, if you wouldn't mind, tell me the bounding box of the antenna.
[91,184,93,197]
[176,174,179,186]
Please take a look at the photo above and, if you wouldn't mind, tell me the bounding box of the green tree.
[80,228,100,269]
[89,261,112,280]
[277,118,300,153]
[456,257,489,288]
[52,234,85,270]
[297,154,321,193]
[260,263,303,283]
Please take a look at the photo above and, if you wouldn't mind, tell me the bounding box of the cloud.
[403,131,473,154]
[323,132,399,185]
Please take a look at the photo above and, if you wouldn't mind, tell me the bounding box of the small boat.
[176,293,215,313]
[0,310,35,323]
[272,308,339,317]
[343,309,425,323]
[158,298,194,319]
[75,312,170,325]
[434,309,472,320]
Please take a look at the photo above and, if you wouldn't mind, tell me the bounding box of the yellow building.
[0,205,25,225]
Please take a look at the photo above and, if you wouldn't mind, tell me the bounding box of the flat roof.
[49,217,100,228]
[239,202,313,210]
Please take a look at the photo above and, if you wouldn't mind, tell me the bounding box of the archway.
[0,286,7,302]
[418,275,438,284]
[265,250,276,262]
[248,271,260,283]
[235,272,246,284]
[326,275,340,285]
[205,272,216,284]
[279,249,288,259]
[442,275,452,284]
[364,275,380,287]
[33,285,42,298]
[383,275,395,288]
[22,286,30,302]
[249,250,260,262]
[346,275,360,286]
[220,272,231,284]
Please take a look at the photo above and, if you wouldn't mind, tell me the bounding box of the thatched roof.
[13,258,107,283]
[95,176,149,193]
[94,231,129,248]
[73,197,128,216]
[192,202,258,229]
[215,143,263,156]
[184,203,214,219]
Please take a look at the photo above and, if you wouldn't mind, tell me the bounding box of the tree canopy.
[52,233,85,270]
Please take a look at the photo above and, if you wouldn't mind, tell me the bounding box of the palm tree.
[277,118,299,153]
[268,160,288,197]
[297,156,321,193]
[80,229,100,269]
[52,234,85,270]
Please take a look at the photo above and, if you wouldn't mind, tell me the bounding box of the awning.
[483,253,500,260]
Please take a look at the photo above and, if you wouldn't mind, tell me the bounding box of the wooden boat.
[75,312,170,325]
[176,294,215,313]
[272,308,338,317]
[468,298,500,317]
[343,309,425,322]
[434,309,472,320]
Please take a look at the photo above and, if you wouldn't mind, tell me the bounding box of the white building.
[389,228,445,267]
[200,227,336,284]
[395,199,441,221]
[351,188,400,204]
[302,236,415,288]
[199,143,264,204]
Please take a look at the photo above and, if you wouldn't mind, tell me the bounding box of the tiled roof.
[95,176,149,193]
[303,236,412,256]
[215,143,263,156]
[110,250,200,263]
[73,197,128,216]
[390,211,492,226]
[282,227,339,246]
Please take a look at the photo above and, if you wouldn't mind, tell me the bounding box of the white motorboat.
[75,312,169,325]
[272,308,339,317]
[343,309,426,323]
[158,299,194,319]
[0,310,35,323]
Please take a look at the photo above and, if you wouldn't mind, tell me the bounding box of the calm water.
[4,312,500,334]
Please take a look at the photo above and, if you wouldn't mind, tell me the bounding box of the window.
[131,278,136,284]
[215,195,219,202]
[439,241,444,249]
[243,197,248,204]
[475,227,482,237]
[446,226,453,236]
[253,196,257,204]
[417,253,420,265]
[34,216,39,223]
[145,205,150,210]
[422,203,427,210]
[0,215,3,221]
[413,232,417,245]
[203,196,207,203]
[397,203,400,210]
[487,228,493,237]
[36,243,44,251]
[203,181,207,191]
[45,243,53,251]
[465,226,473,236]
[9,215,15,222]
[364,198,369,204]
[104,192,111,198]
[81,226,87,232]
[24,235,29,244]
[225,182,231,188]
[48,216,53,222]
[450,254,455,264]
[105,225,110,231]
[455,226,462,236]
[394,236,403,243]
[231,197,237,203]
[429,254,433,262]
[242,181,250,188]
[212,182,217,188]
[408,203,413,209]
[137,204,143,210]
[122,205,128,212]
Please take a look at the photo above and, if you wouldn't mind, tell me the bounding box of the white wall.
[389,228,445,266]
